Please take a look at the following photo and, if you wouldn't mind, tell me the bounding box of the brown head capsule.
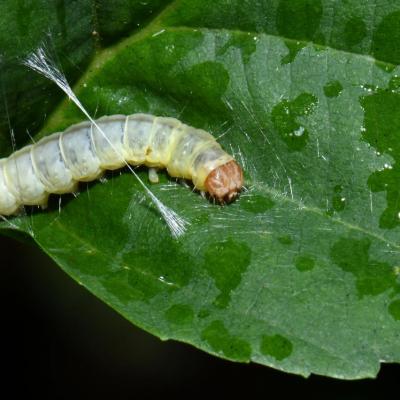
[204,160,244,203]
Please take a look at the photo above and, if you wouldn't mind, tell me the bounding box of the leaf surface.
[1,0,400,379]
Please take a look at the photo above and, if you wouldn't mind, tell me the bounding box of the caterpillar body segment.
[0,114,244,216]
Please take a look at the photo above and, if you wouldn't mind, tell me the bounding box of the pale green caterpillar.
[0,114,243,215]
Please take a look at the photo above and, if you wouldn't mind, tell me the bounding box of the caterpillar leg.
[148,167,159,184]
[178,178,190,189]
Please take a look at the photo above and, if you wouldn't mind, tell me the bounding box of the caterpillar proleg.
[0,114,244,216]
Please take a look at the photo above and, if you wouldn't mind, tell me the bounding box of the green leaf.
[1,0,400,379]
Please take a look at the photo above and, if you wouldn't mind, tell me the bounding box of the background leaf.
[1,0,400,379]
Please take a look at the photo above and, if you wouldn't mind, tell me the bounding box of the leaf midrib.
[254,181,400,250]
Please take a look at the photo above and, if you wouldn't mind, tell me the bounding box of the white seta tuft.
[23,46,189,238]
[146,190,189,239]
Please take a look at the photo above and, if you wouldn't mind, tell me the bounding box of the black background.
[1,235,398,399]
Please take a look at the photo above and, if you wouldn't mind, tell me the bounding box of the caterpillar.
[0,114,244,216]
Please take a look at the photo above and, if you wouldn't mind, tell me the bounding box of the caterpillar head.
[205,160,244,203]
